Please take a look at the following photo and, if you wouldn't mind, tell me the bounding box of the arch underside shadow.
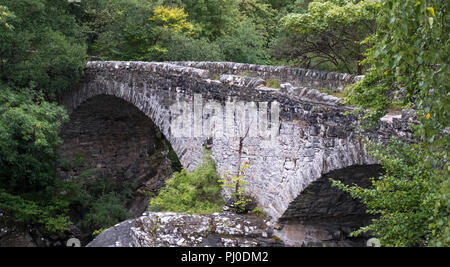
[276,164,384,247]
[59,94,176,217]
[62,77,205,171]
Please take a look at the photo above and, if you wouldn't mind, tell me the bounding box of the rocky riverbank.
[87,212,283,247]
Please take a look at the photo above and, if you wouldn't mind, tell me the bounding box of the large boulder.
[87,212,283,247]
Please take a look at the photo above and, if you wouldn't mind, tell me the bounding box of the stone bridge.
[61,61,412,244]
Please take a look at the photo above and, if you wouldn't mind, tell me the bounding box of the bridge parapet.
[168,61,363,92]
[86,61,210,79]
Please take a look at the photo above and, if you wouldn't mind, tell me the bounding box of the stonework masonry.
[167,61,363,92]
[61,61,413,224]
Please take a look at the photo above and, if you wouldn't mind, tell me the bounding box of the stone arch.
[275,164,384,246]
[61,74,204,171]
[59,93,181,216]
[240,118,376,221]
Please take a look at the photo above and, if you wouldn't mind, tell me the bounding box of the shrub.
[0,190,70,233]
[149,149,224,214]
[63,174,134,233]
[80,192,131,231]
[250,207,267,218]
[219,161,254,213]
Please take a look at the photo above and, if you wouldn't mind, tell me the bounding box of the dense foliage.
[63,174,133,234]
[0,87,71,233]
[332,0,449,247]
[0,0,87,234]
[0,88,67,193]
[0,0,87,99]
[333,140,449,246]
[149,150,224,214]
[277,0,378,74]
[74,0,277,64]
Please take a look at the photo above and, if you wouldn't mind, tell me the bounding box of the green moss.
[73,152,89,166]
[318,88,347,98]
[238,71,254,77]
[250,207,267,218]
[211,73,221,80]
[92,228,107,236]
[266,78,280,88]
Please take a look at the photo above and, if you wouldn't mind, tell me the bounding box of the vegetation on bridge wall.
[149,149,224,214]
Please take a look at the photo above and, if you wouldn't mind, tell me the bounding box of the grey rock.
[87,212,283,247]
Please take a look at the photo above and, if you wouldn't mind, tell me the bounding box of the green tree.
[153,30,224,61]
[0,87,70,232]
[215,19,269,64]
[0,1,87,234]
[333,0,449,247]
[80,0,223,61]
[150,5,194,33]
[0,0,87,99]
[268,0,312,12]
[277,0,378,74]
[182,0,239,40]
[0,87,68,193]
[80,0,160,60]
[268,0,293,10]
[238,0,278,43]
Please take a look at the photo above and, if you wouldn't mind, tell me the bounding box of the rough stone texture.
[277,165,384,247]
[0,218,36,247]
[87,212,283,247]
[219,74,266,88]
[279,83,341,106]
[61,61,413,223]
[168,61,363,91]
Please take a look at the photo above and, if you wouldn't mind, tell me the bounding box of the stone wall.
[168,61,363,91]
